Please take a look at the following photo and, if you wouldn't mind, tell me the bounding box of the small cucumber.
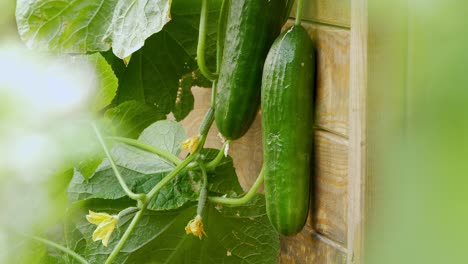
[215,0,287,140]
[261,25,315,236]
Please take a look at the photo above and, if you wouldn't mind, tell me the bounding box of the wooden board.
[279,226,348,264]
[285,20,351,137]
[290,0,351,28]
[347,0,368,263]
[310,130,349,246]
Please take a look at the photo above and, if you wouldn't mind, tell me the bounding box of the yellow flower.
[185,215,207,239]
[181,136,200,154]
[86,211,119,247]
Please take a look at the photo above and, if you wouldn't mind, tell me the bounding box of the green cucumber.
[215,0,287,140]
[261,25,315,236]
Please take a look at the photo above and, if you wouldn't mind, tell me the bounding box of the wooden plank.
[285,21,350,137]
[307,23,350,137]
[279,226,347,264]
[310,130,349,245]
[290,0,351,28]
[179,87,263,191]
[347,0,368,263]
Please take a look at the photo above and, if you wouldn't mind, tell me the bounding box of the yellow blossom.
[185,215,207,239]
[181,136,200,154]
[86,211,119,247]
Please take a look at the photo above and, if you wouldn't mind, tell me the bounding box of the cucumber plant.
[11,0,315,262]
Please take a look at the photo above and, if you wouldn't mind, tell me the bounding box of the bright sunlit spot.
[0,45,95,124]
[0,43,101,258]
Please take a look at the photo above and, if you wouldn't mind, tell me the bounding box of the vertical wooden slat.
[312,131,349,245]
[347,0,368,263]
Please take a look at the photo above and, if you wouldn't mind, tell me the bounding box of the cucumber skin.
[261,25,315,236]
[215,0,286,140]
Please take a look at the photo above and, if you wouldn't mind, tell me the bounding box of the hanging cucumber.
[215,0,287,140]
[261,2,315,235]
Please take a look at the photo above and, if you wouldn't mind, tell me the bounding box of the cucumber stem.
[197,0,218,81]
[105,209,145,264]
[205,140,230,170]
[28,235,89,264]
[197,162,209,216]
[284,0,295,23]
[92,123,144,201]
[295,0,304,26]
[208,167,265,206]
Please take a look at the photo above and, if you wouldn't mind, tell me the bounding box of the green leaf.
[75,154,104,181]
[68,121,199,211]
[59,53,118,113]
[67,196,278,264]
[138,120,186,156]
[85,53,119,112]
[107,0,220,121]
[16,0,171,59]
[104,101,166,139]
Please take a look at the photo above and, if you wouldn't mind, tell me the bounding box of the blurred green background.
[366,0,468,264]
[0,0,15,39]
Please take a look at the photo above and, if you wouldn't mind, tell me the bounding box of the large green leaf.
[16,0,171,59]
[107,0,220,121]
[85,53,119,112]
[67,196,278,264]
[60,53,118,113]
[68,121,198,211]
[104,100,166,139]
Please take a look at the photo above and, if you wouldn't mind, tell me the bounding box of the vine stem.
[105,209,145,264]
[108,136,182,166]
[28,235,89,264]
[105,152,197,264]
[92,123,144,201]
[205,140,230,170]
[284,0,295,23]
[208,167,265,206]
[197,0,218,80]
[186,140,229,171]
[147,154,197,200]
[197,162,209,216]
[295,0,304,26]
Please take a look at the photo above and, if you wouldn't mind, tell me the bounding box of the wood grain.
[310,130,349,246]
[347,0,368,263]
[285,20,351,137]
[290,0,351,28]
[279,226,348,264]
[179,87,263,191]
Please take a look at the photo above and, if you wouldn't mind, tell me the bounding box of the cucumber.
[261,25,315,236]
[215,0,287,140]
